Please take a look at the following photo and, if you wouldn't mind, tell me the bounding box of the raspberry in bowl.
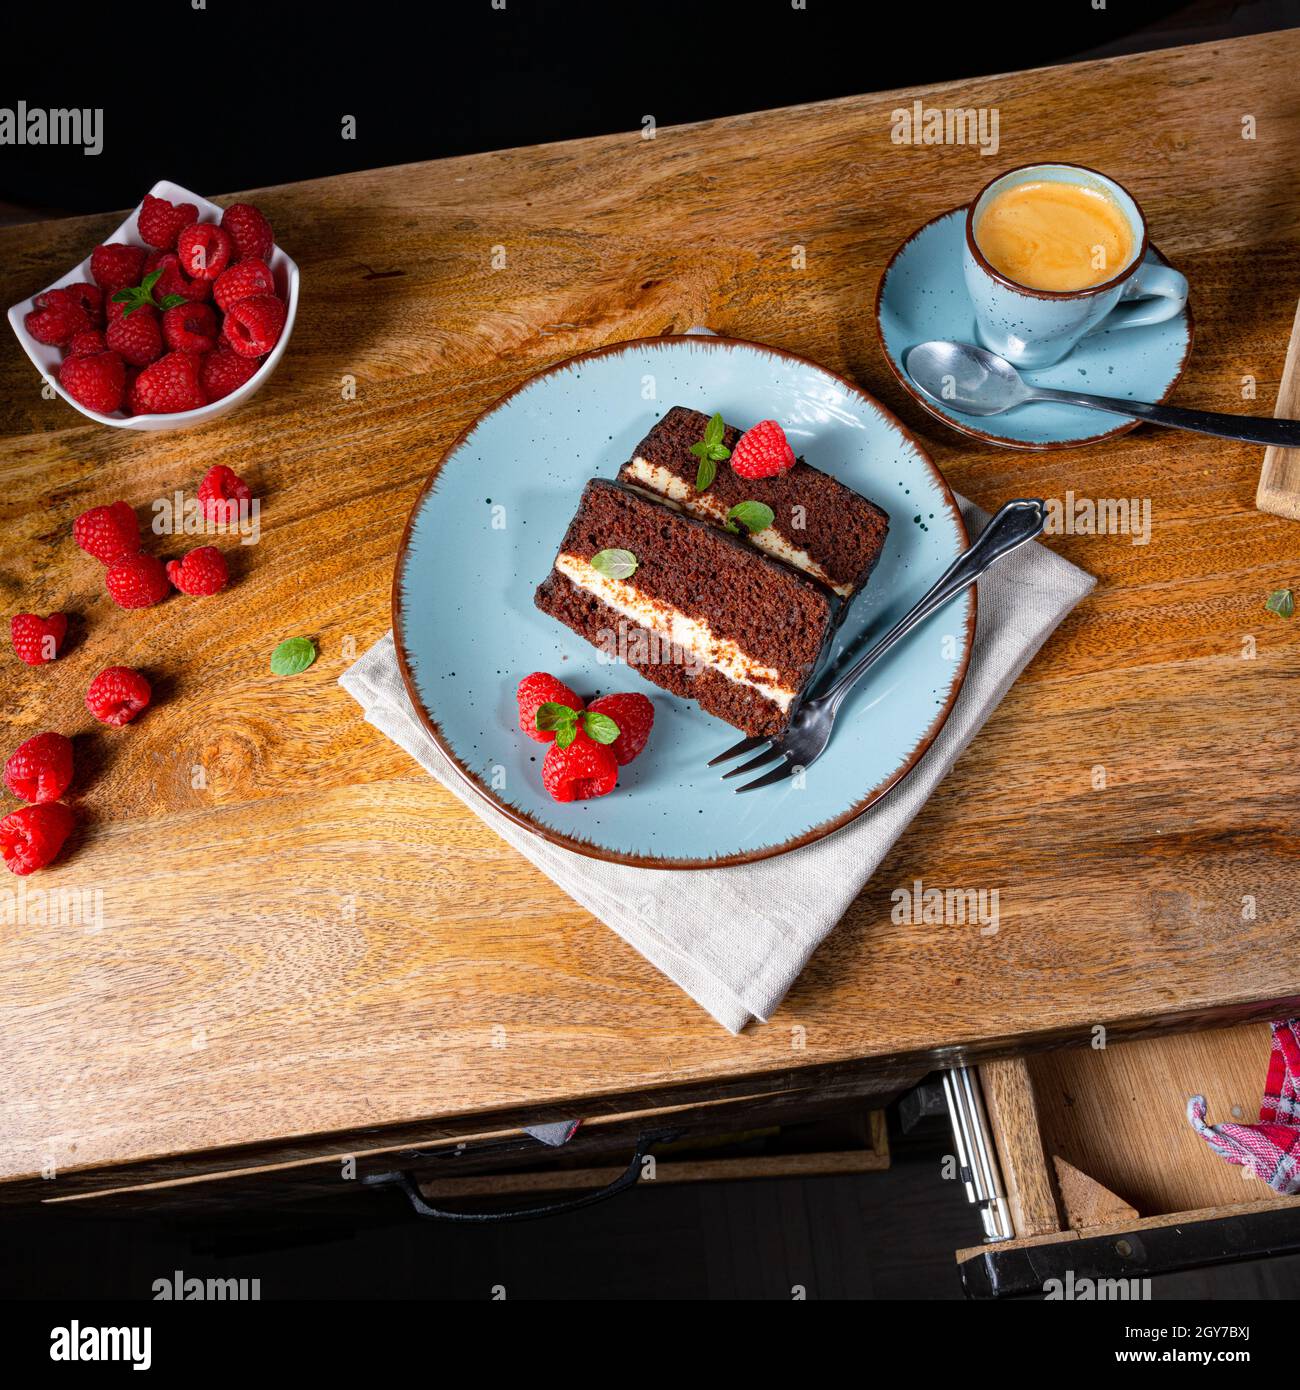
[6,179,299,432]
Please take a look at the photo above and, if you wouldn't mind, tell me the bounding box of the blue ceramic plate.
[875,208,1193,450]
[393,335,972,868]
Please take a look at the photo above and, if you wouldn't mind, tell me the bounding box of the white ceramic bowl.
[6,178,299,431]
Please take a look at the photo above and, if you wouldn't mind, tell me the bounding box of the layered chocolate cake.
[534,479,832,738]
[617,405,890,599]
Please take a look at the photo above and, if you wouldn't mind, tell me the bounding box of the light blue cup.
[962,163,1188,368]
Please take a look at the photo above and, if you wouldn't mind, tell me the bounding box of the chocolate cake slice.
[617,405,890,599]
[534,479,832,738]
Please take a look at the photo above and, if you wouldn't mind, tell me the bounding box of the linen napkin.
[342,498,1095,1033]
[1188,1020,1300,1195]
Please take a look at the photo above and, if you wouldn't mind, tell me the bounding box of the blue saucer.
[875,207,1193,450]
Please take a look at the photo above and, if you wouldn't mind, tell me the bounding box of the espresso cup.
[962,163,1188,369]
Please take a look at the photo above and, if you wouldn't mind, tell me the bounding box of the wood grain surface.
[2,32,1299,1190]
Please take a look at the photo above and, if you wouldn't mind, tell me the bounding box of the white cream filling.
[623,457,853,597]
[554,551,797,711]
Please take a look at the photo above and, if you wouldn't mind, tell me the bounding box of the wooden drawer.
[956,1022,1300,1297]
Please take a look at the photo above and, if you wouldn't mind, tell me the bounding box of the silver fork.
[709,498,1048,792]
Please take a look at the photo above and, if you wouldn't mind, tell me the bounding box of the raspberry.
[0,802,76,875]
[61,282,104,324]
[517,672,584,744]
[86,665,152,726]
[213,258,275,313]
[74,501,140,564]
[162,302,218,353]
[60,349,126,414]
[129,351,207,415]
[166,545,229,595]
[221,294,286,357]
[542,731,619,802]
[105,552,170,608]
[106,304,163,367]
[730,419,796,480]
[144,251,210,303]
[586,692,655,766]
[3,732,74,803]
[197,464,253,523]
[137,192,198,250]
[220,202,274,263]
[10,612,67,666]
[90,243,146,296]
[177,223,232,281]
[24,289,90,347]
[67,329,107,357]
[198,347,261,401]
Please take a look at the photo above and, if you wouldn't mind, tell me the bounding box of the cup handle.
[1099,261,1189,332]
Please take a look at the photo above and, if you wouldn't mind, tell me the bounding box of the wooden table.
[2,31,1299,1202]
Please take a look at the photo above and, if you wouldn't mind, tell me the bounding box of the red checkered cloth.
[1187,1020,1300,1196]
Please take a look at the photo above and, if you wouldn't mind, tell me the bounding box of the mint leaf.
[695,454,717,492]
[581,710,620,744]
[555,721,578,749]
[1265,588,1295,619]
[692,415,729,489]
[590,548,638,580]
[270,636,317,675]
[159,294,187,310]
[111,267,167,320]
[703,412,725,449]
[725,501,775,535]
[534,701,578,732]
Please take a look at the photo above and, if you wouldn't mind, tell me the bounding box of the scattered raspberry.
[60,349,126,414]
[213,258,275,313]
[3,732,74,803]
[542,731,619,802]
[0,802,76,876]
[67,330,107,357]
[24,289,91,347]
[176,223,232,281]
[586,692,655,766]
[220,202,274,263]
[166,545,229,595]
[198,347,261,401]
[144,250,211,303]
[129,351,207,415]
[730,419,796,480]
[90,243,146,295]
[106,304,163,367]
[85,666,152,727]
[105,552,170,609]
[137,192,198,250]
[162,302,218,353]
[73,501,140,564]
[197,464,253,523]
[61,282,104,324]
[9,613,67,666]
[221,293,286,357]
[517,672,584,744]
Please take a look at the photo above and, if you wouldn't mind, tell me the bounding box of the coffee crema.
[974,180,1135,293]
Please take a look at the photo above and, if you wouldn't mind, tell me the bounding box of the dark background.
[4,0,1299,1306]
[2,0,1297,219]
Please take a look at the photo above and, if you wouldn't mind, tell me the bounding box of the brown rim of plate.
[391,332,975,871]
[964,162,1150,302]
[874,205,1194,453]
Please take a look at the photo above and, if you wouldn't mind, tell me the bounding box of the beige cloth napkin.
[341,498,1094,1033]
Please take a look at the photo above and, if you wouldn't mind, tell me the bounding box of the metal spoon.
[905,340,1300,448]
